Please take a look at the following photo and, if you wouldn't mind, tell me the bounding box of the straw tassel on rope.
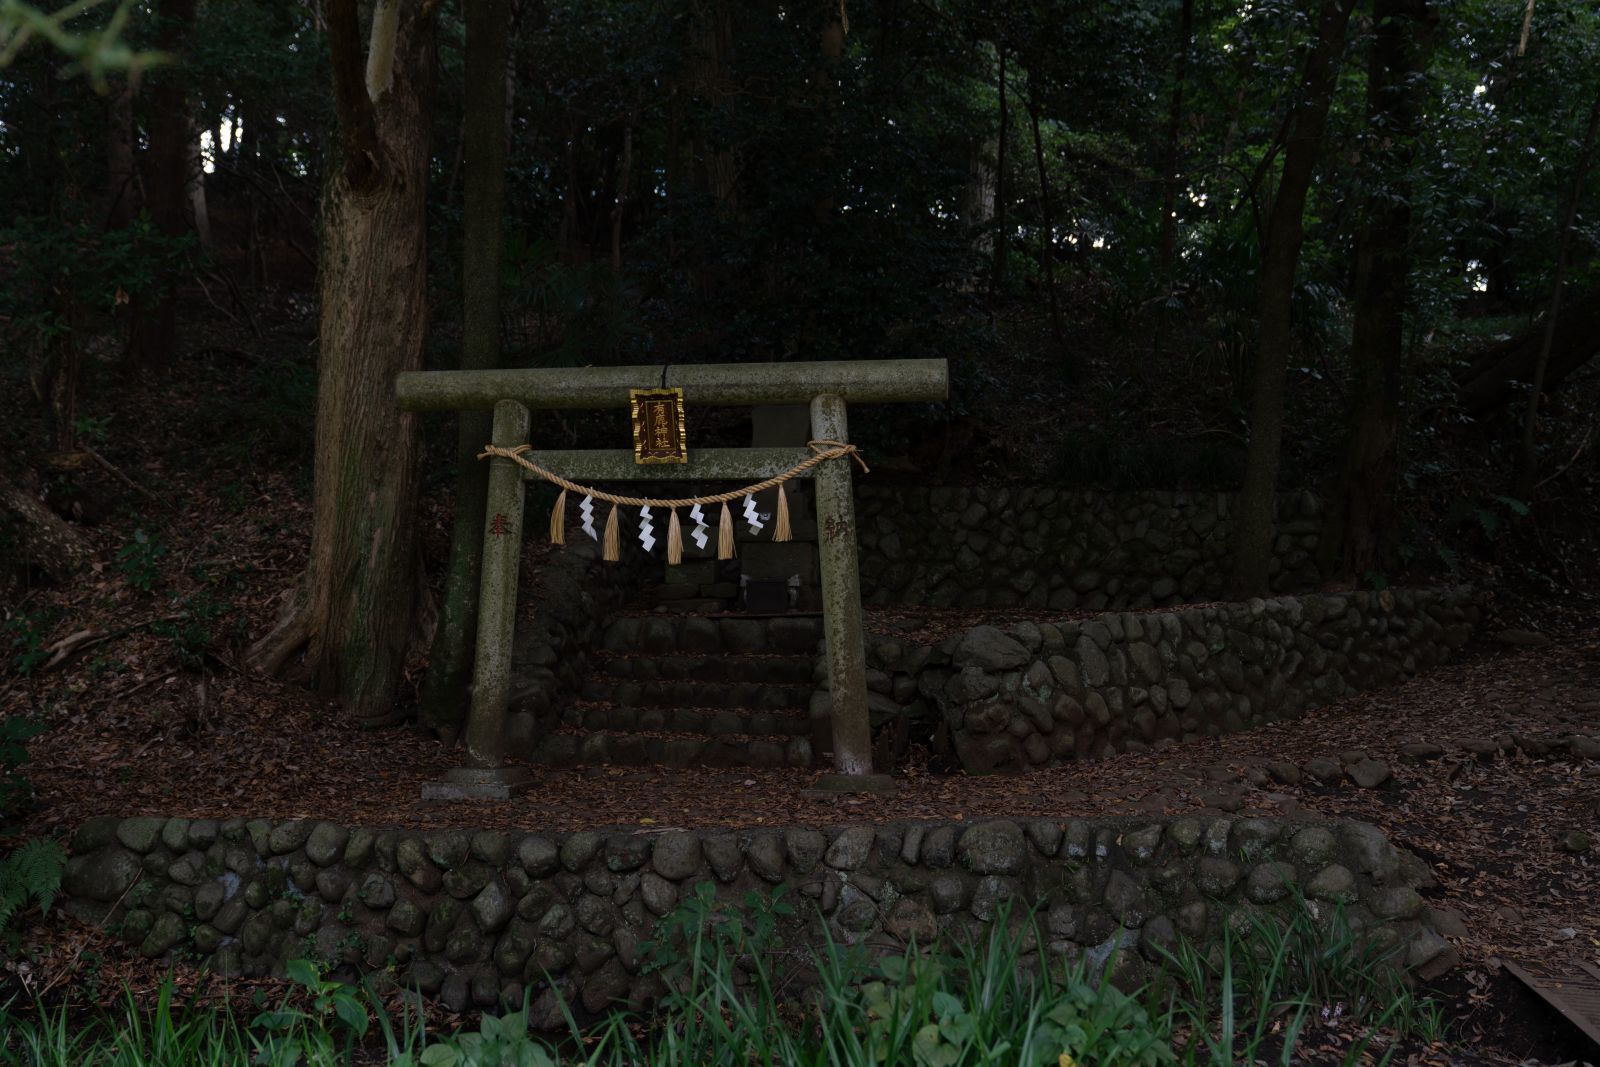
[603,504,621,562]
[666,507,683,565]
[548,488,567,545]
[718,502,736,560]
[774,484,791,543]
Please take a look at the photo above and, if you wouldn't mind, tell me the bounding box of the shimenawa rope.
[478,440,867,562]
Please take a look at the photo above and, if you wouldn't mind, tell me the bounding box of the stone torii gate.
[395,358,948,797]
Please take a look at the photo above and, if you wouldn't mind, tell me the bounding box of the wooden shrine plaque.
[630,387,688,464]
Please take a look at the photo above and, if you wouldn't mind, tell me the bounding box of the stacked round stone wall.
[855,486,1325,609]
[61,814,1457,1025]
[815,587,1479,774]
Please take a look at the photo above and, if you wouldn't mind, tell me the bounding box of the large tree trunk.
[1323,0,1432,582]
[1229,0,1355,596]
[0,468,93,582]
[251,0,438,725]
[132,0,195,366]
[419,0,511,736]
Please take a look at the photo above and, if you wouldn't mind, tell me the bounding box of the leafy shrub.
[0,838,66,944]
[2,613,52,677]
[114,529,167,593]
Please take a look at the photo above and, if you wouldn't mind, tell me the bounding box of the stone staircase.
[529,613,825,769]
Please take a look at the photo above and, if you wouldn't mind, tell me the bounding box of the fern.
[0,837,67,936]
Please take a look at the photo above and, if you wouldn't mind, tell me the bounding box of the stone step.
[578,678,812,711]
[569,702,812,737]
[532,729,815,769]
[602,614,823,656]
[594,653,817,685]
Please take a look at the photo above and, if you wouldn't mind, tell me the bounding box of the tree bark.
[0,468,93,581]
[419,0,511,735]
[1515,80,1600,494]
[1323,0,1431,582]
[1229,0,1356,596]
[251,0,438,725]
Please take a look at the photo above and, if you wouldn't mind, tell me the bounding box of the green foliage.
[0,837,66,940]
[0,0,162,84]
[153,590,242,670]
[114,529,166,593]
[415,1009,555,1067]
[0,715,47,825]
[248,959,373,1067]
[2,612,53,678]
[1155,887,1447,1062]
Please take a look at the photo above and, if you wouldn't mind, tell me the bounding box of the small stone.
[957,821,1027,875]
[1262,761,1300,786]
[1423,906,1469,939]
[928,873,968,914]
[1195,857,1240,897]
[652,833,702,879]
[1103,871,1150,927]
[1026,820,1063,857]
[268,821,312,855]
[116,818,166,854]
[639,873,677,917]
[746,834,786,883]
[305,823,349,867]
[1349,759,1392,789]
[395,838,441,893]
[1459,737,1500,758]
[1288,827,1336,867]
[471,882,512,933]
[785,830,826,874]
[359,874,396,909]
[518,836,560,877]
[1399,742,1444,762]
[1559,830,1591,853]
[953,626,1030,671]
[1246,862,1295,904]
[825,826,875,870]
[969,875,1016,921]
[1303,757,1342,783]
[1493,628,1550,648]
[1305,864,1355,903]
[702,834,743,881]
[1369,886,1423,920]
[559,832,602,873]
[387,900,424,936]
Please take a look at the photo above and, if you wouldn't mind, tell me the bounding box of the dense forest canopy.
[2,0,1598,721]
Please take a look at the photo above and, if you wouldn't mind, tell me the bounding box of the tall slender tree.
[1324,0,1433,580]
[420,0,513,735]
[1230,0,1357,597]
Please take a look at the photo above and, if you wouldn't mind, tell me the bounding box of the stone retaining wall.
[855,486,1326,609]
[820,587,1479,774]
[62,815,1456,1025]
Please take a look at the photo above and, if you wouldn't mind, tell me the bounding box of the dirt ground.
[9,621,1598,1062]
